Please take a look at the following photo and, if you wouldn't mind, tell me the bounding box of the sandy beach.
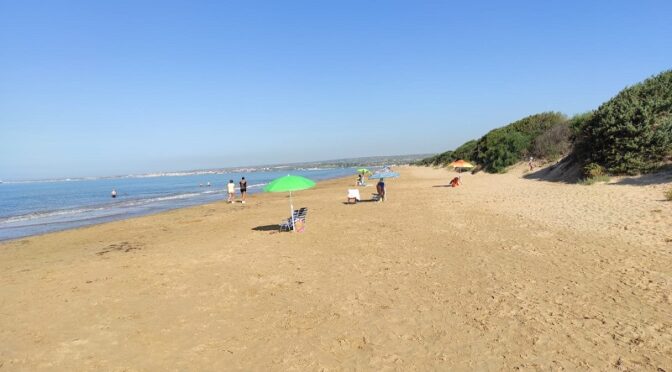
[1,166,670,371]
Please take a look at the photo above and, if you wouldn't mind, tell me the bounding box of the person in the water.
[111,189,117,198]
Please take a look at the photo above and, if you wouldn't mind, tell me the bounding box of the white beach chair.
[347,189,361,204]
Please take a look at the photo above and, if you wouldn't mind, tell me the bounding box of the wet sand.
[1,166,670,370]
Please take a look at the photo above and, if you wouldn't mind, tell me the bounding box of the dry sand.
[1,166,671,371]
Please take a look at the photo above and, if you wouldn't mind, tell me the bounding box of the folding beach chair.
[280,207,308,232]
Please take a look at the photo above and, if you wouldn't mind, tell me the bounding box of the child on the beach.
[376,178,385,202]
[227,180,235,203]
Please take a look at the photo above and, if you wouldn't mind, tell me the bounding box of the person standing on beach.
[227,180,235,203]
[529,156,534,171]
[376,178,385,202]
[239,177,247,204]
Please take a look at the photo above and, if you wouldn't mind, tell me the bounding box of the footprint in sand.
[96,241,143,255]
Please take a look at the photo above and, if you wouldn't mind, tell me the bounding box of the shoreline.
[0,170,360,243]
[1,166,670,370]
[0,172,361,244]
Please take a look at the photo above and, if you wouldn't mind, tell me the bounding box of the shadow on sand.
[522,158,582,184]
[341,199,377,205]
[252,224,280,232]
[608,165,672,186]
[523,159,672,186]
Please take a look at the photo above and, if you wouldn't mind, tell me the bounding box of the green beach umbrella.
[357,168,371,174]
[264,175,316,193]
[264,175,316,232]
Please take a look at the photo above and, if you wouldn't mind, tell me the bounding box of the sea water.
[0,167,360,241]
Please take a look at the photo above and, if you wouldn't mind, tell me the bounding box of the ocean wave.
[247,183,267,189]
[0,190,223,225]
[0,207,106,224]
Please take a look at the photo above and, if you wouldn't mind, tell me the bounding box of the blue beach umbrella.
[368,171,400,179]
[369,170,399,201]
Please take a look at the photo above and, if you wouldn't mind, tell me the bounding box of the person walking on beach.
[376,178,385,202]
[528,156,534,171]
[227,180,235,203]
[239,177,247,204]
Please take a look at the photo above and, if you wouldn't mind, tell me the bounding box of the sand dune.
[1,166,670,370]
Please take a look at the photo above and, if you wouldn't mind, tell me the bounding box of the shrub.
[473,112,567,173]
[505,111,567,134]
[532,122,572,161]
[474,129,531,172]
[578,70,672,175]
[578,175,610,185]
[568,111,595,135]
[665,188,672,201]
[451,140,478,162]
[583,163,606,178]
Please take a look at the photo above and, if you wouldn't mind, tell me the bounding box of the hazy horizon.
[1,152,429,182]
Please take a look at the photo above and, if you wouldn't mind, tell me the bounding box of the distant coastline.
[0,153,430,184]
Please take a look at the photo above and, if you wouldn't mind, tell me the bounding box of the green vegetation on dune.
[577,175,610,185]
[451,140,478,163]
[416,140,477,166]
[417,112,569,173]
[575,70,672,175]
[473,112,567,172]
[418,69,672,178]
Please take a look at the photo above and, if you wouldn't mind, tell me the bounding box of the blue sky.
[1,0,670,180]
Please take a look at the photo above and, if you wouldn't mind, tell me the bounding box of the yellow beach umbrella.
[449,160,474,168]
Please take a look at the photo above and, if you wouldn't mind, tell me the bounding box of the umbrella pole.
[289,191,295,233]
